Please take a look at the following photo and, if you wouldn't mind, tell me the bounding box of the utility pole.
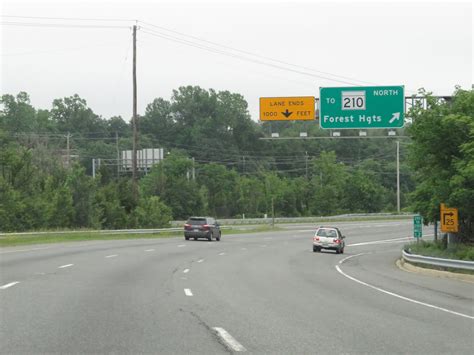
[305,151,308,179]
[396,140,400,214]
[115,132,120,178]
[192,157,195,180]
[132,24,138,199]
[66,132,71,168]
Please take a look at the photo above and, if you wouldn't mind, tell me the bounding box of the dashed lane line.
[213,327,246,352]
[183,269,190,273]
[218,252,226,256]
[144,249,155,252]
[58,264,73,269]
[178,244,186,248]
[105,254,118,258]
[0,281,20,290]
[335,253,474,320]
[184,288,193,296]
[197,259,205,263]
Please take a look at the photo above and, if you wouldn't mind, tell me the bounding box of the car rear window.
[317,229,337,237]
[187,218,206,225]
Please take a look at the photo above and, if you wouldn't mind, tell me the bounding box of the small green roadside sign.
[319,85,405,129]
[413,215,423,238]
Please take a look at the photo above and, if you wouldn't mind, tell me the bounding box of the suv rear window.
[317,229,337,237]
[187,218,206,225]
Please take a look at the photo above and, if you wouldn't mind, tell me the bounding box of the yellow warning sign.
[440,204,458,233]
[260,96,315,121]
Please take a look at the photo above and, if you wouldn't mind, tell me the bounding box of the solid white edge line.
[105,254,118,258]
[184,288,193,296]
[183,269,190,273]
[213,327,246,352]
[336,253,474,320]
[0,281,20,290]
[0,246,51,254]
[58,264,74,269]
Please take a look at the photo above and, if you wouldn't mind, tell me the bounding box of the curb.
[396,259,474,284]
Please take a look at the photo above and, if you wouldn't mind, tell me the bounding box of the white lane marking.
[336,253,474,320]
[213,327,246,352]
[0,281,20,290]
[105,254,118,258]
[184,288,193,296]
[58,264,73,269]
[178,244,186,248]
[348,237,413,247]
[183,269,190,274]
[145,249,155,252]
[0,246,51,254]
[218,252,226,256]
[351,235,433,247]
[197,259,205,263]
[260,244,267,247]
[241,248,247,251]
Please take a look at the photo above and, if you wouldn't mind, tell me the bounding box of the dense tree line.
[407,88,474,242]
[2,86,469,233]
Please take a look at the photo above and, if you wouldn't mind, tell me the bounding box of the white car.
[312,226,345,254]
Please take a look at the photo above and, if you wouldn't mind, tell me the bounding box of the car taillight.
[334,239,340,243]
[203,224,210,230]
[184,223,191,230]
[313,237,319,241]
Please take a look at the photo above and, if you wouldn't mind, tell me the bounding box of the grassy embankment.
[0,225,280,247]
[404,240,474,274]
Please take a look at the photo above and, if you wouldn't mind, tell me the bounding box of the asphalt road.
[1,221,473,354]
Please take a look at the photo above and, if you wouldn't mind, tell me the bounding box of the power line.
[139,20,376,86]
[1,15,135,22]
[0,21,130,29]
[139,27,362,86]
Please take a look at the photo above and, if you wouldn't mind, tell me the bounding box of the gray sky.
[1,0,472,122]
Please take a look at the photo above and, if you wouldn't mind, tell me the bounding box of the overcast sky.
[1,0,472,122]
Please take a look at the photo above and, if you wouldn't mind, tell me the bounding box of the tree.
[309,152,349,215]
[408,88,474,241]
[0,92,37,132]
[132,196,172,228]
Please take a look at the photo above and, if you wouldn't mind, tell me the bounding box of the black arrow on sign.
[443,212,454,225]
[281,109,293,118]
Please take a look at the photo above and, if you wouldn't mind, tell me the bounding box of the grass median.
[0,225,281,247]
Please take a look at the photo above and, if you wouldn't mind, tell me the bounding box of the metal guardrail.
[0,214,412,236]
[402,249,474,271]
[171,213,414,227]
[0,226,239,237]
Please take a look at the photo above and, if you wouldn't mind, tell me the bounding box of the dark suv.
[184,217,221,241]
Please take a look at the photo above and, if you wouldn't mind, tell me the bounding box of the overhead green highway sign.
[319,85,405,129]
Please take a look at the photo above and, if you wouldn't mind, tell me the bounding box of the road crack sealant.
[184,309,234,354]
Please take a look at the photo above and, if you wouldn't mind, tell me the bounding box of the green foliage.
[406,240,474,261]
[131,196,172,228]
[408,89,474,240]
[3,85,446,232]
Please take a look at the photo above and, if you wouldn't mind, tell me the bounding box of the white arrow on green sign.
[319,85,405,129]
